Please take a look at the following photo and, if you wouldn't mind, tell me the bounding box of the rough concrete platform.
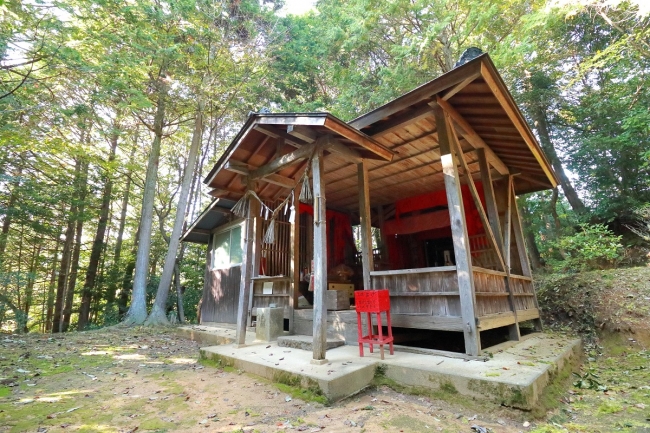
[175,323,256,346]
[198,331,581,409]
[277,335,345,351]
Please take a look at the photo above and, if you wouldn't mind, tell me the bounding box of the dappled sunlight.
[113,353,147,361]
[81,350,111,356]
[168,357,196,364]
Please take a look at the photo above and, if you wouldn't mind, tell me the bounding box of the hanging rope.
[231,151,316,243]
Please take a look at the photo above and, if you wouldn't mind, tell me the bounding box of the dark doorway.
[424,237,455,267]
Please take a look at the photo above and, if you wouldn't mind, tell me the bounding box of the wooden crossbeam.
[253,125,307,148]
[434,97,509,175]
[287,125,362,161]
[249,141,320,180]
[477,148,504,256]
[447,115,506,272]
[208,187,244,197]
[223,160,296,189]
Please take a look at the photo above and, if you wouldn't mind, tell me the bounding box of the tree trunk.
[104,143,136,318]
[45,235,61,332]
[78,126,119,330]
[52,160,81,333]
[23,243,42,332]
[145,100,203,326]
[528,92,587,215]
[174,261,185,323]
[62,159,89,332]
[124,82,168,326]
[0,162,23,263]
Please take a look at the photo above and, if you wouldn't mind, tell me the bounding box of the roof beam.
[209,187,244,197]
[254,125,307,148]
[365,104,435,137]
[479,62,557,187]
[224,160,297,189]
[249,136,330,181]
[288,125,362,161]
[440,71,481,101]
[433,97,509,176]
[324,117,394,161]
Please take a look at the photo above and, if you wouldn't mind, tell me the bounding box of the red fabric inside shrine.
[382,184,487,270]
[299,203,357,267]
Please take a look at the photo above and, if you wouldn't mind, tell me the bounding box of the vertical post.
[376,205,389,267]
[479,150,519,340]
[510,182,543,331]
[433,105,480,356]
[236,196,256,346]
[248,197,262,328]
[358,160,374,290]
[200,234,214,325]
[311,149,328,363]
[289,185,301,333]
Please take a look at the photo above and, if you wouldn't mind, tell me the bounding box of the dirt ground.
[1,326,535,433]
[1,268,650,433]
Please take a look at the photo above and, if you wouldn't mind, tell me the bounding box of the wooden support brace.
[434,97,509,176]
[235,197,257,346]
[447,118,506,272]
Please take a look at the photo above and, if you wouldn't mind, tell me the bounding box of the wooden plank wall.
[509,275,537,311]
[260,199,292,277]
[370,269,461,317]
[251,278,292,318]
[473,268,510,316]
[200,265,242,324]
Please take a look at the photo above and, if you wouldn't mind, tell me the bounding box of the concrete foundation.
[190,324,582,410]
[277,335,345,351]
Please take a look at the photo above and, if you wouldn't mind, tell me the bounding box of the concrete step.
[277,335,345,351]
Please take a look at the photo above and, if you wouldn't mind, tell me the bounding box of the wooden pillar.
[247,197,263,328]
[376,205,389,268]
[289,185,301,333]
[311,149,328,363]
[200,234,214,325]
[510,182,543,331]
[433,105,480,356]
[358,160,374,290]
[236,196,257,346]
[479,151,519,341]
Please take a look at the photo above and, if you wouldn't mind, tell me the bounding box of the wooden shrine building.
[182,53,558,359]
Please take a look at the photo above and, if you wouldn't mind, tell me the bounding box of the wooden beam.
[358,160,374,290]
[223,160,297,190]
[311,149,328,363]
[503,176,513,272]
[433,104,481,356]
[328,141,362,161]
[254,125,307,148]
[477,148,504,256]
[289,184,300,333]
[510,183,531,278]
[208,187,244,198]
[235,197,257,346]
[448,119,506,272]
[350,59,483,130]
[479,63,557,186]
[441,71,481,101]
[249,140,321,181]
[365,105,435,137]
[434,97,509,175]
[287,124,317,142]
[208,206,235,215]
[324,117,394,161]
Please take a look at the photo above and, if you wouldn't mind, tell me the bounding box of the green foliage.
[543,224,623,273]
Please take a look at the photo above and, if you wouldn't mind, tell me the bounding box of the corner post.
[289,184,301,333]
[311,148,328,363]
[433,104,481,356]
[357,160,374,289]
[236,196,257,346]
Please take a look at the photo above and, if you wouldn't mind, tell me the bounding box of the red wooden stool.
[355,289,394,359]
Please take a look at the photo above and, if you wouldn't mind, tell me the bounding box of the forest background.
[0,0,648,332]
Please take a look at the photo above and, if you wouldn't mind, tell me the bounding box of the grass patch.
[0,386,10,398]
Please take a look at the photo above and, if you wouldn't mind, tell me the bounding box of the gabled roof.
[183,53,558,243]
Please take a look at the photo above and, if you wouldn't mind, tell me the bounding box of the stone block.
[256,307,284,341]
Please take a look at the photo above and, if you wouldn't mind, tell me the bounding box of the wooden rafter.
[434,97,509,175]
